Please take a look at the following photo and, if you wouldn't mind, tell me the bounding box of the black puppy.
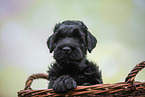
[47,20,103,93]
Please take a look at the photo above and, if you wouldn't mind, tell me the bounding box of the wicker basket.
[18,61,145,97]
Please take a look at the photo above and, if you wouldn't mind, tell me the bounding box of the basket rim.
[18,61,145,96]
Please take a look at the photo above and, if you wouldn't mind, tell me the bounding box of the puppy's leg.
[53,75,77,93]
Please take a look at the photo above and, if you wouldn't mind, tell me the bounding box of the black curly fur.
[47,20,103,93]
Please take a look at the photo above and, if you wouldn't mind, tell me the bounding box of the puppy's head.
[47,20,97,64]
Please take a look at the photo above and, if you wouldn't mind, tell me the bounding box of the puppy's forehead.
[55,25,84,34]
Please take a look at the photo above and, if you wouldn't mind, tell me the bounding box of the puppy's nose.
[62,46,71,53]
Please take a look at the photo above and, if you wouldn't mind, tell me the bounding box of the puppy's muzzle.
[62,46,72,53]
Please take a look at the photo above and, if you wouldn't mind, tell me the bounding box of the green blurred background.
[0,0,145,97]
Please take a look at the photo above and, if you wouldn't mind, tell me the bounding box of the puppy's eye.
[78,33,85,42]
[53,32,64,41]
[54,37,61,42]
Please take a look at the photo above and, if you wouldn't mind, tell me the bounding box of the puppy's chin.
[56,60,81,68]
[55,57,77,64]
[54,51,83,63]
[57,59,73,66]
[54,55,83,67]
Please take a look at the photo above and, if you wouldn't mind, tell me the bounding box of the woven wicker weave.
[18,61,145,97]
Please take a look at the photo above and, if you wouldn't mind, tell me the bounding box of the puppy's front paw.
[53,75,77,93]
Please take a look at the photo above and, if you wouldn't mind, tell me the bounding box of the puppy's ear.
[86,31,97,53]
[78,21,97,53]
[47,35,54,53]
[47,23,61,53]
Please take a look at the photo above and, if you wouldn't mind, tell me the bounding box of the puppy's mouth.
[53,46,83,64]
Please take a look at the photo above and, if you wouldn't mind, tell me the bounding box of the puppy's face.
[47,21,97,65]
